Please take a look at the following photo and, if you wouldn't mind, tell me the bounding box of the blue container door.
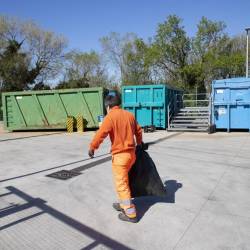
[123,88,136,117]
[229,88,250,129]
[214,105,228,128]
[230,88,249,103]
[136,107,151,126]
[123,88,135,105]
[214,88,228,102]
[122,87,151,126]
[137,88,151,103]
[136,87,153,127]
[230,105,250,129]
[152,88,165,127]
[153,108,164,127]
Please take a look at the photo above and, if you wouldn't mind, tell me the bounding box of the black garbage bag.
[129,145,167,198]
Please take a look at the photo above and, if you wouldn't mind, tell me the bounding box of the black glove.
[88,149,94,158]
[138,141,148,150]
[142,141,148,150]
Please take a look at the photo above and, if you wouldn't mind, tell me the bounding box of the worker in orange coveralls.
[88,94,142,223]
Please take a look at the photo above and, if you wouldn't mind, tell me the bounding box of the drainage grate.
[46,170,82,180]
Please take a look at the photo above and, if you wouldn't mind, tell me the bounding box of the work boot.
[118,213,138,223]
[112,203,122,212]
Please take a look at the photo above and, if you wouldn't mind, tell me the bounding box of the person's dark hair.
[104,94,121,108]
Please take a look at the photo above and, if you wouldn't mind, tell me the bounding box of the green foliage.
[55,79,89,89]
[56,50,110,89]
[152,15,190,87]
[123,39,153,85]
[193,16,227,57]
[0,15,67,92]
[33,82,51,90]
[154,15,190,68]
[0,39,35,91]
[0,14,247,95]
[119,15,245,92]
[100,32,139,83]
[188,17,245,92]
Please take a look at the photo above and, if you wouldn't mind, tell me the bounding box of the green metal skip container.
[2,87,105,131]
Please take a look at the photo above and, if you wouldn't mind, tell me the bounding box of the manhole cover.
[46,170,82,180]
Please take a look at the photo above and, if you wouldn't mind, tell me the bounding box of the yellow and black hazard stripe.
[66,116,74,133]
[76,115,84,132]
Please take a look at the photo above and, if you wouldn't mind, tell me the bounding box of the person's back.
[88,94,142,223]
[90,106,141,155]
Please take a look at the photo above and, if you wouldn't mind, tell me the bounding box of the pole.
[246,28,250,78]
[196,85,197,107]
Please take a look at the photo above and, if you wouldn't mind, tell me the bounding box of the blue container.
[122,84,181,129]
[212,78,250,131]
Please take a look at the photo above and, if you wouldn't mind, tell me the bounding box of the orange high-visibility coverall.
[89,106,142,218]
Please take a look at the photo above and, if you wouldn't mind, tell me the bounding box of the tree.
[0,15,67,91]
[150,15,190,87]
[23,21,67,83]
[224,35,245,77]
[32,82,51,90]
[56,50,109,89]
[192,17,227,59]
[0,40,31,91]
[100,32,138,83]
[122,38,153,85]
[189,17,245,92]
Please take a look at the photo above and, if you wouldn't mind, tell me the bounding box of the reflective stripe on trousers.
[120,199,136,218]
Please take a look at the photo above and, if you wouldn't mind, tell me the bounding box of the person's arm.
[135,121,142,145]
[89,116,112,152]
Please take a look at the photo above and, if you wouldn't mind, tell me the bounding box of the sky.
[1,0,250,53]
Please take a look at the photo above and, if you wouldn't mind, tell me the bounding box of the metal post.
[196,86,198,107]
[246,28,250,78]
[168,103,170,129]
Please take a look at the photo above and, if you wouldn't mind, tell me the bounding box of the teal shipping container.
[122,84,181,129]
[2,87,105,131]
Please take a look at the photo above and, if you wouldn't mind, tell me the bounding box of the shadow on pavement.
[71,156,111,172]
[0,186,133,250]
[0,153,110,183]
[1,131,180,183]
[134,180,182,221]
[0,132,64,142]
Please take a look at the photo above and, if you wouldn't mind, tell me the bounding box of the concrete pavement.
[0,130,250,249]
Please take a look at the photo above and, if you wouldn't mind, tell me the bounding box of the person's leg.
[112,151,136,220]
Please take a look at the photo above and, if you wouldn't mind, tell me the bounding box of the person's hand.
[88,149,94,158]
[140,141,148,150]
